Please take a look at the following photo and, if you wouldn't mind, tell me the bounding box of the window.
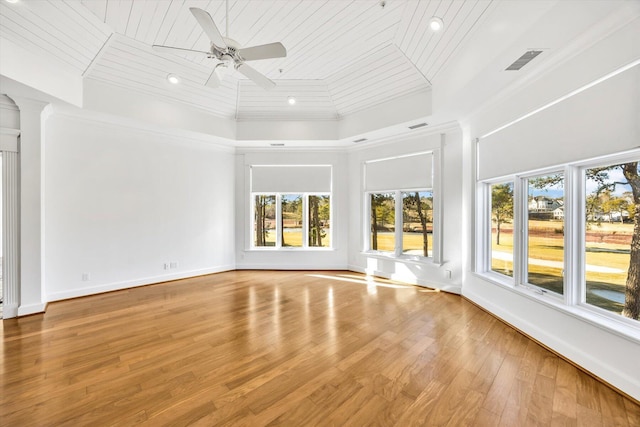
[250,164,332,250]
[584,160,639,319]
[490,182,514,277]
[309,195,331,247]
[252,193,331,249]
[527,173,564,295]
[370,192,395,253]
[282,194,302,247]
[367,190,433,259]
[364,151,439,261]
[402,191,433,257]
[254,195,276,247]
[479,152,640,327]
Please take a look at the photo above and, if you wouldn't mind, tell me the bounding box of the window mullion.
[276,194,282,249]
[303,195,309,248]
[514,176,527,287]
[395,190,402,256]
[564,165,580,306]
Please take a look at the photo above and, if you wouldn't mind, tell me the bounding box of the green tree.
[371,193,393,250]
[586,163,640,319]
[491,183,514,245]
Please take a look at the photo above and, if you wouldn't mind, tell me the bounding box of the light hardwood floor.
[1,270,639,426]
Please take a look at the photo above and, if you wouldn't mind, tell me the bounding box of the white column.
[2,150,19,318]
[10,96,50,316]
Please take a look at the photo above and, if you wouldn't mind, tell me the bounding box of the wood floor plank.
[1,270,638,425]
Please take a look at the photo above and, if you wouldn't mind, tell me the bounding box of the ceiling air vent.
[506,50,543,71]
[270,143,285,147]
[408,122,428,130]
[353,138,368,143]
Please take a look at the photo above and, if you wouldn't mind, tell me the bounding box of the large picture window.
[480,152,640,327]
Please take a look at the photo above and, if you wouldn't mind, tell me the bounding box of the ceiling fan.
[153,5,286,90]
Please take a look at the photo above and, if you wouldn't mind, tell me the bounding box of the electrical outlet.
[82,273,90,281]
[164,263,170,270]
[445,270,452,279]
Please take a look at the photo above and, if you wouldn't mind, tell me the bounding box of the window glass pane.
[254,195,276,247]
[309,195,330,247]
[527,174,564,294]
[491,183,514,276]
[281,195,303,247]
[402,191,432,257]
[585,161,639,321]
[370,193,395,252]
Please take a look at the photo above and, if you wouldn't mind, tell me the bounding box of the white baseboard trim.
[463,287,640,401]
[347,264,462,294]
[17,302,46,316]
[46,265,236,303]
[3,303,19,319]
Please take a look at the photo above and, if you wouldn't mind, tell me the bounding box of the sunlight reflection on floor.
[305,273,440,293]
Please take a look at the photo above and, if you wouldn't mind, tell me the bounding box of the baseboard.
[347,264,462,294]
[2,303,19,319]
[46,265,236,302]
[17,302,47,316]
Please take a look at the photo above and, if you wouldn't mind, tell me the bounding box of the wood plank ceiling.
[1,0,494,121]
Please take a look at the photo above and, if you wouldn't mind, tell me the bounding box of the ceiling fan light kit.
[152,5,286,91]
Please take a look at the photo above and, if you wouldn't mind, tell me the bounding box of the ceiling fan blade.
[238,42,287,61]
[152,45,210,59]
[189,7,226,48]
[236,64,276,90]
[205,68,221,89]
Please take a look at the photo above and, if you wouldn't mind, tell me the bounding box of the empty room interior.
[1,0,639,425]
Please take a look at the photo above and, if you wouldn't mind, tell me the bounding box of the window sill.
[361,251,436,266]
[473,271,640,344]
[247,247,335,252]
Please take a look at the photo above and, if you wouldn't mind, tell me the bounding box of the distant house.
[529,196,563,219]
[528,196,562,213]
[553,206,564,219]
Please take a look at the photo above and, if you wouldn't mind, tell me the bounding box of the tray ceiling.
[0,0,493,121]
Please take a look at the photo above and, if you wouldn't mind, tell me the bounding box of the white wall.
[462,17,640,400]
[347,129,464,293]
[235,150,349,269]
[44,109,235,301]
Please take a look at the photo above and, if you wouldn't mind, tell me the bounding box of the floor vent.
[408,122,428,130]
[506,50,543,71]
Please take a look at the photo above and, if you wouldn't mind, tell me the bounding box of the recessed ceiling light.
[167,73,180,84]
[428,17,444,32]
[5,0,20,3]
[287,96,296,105]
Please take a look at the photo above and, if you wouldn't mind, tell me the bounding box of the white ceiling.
[1,0,637,144]
[0,0,493,121]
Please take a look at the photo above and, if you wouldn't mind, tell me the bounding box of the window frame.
[477,149,640,337]
[365,188,438,262]
[250,192,332,250]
